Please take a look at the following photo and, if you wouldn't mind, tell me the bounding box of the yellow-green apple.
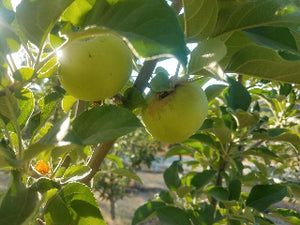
[142,82,208,143]
[58,33,132,101]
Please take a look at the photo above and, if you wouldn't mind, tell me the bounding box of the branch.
[80,139,116,185]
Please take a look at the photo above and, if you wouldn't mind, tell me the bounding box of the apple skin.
[141,82,208,143]
[58,33,132,101]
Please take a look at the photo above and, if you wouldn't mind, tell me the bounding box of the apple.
[141,82,208,143]
[58,33,132,101]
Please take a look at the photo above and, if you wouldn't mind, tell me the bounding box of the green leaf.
[106,154,123,168]
[205,84,227,102]
[199,118,232,143]
[232,109,259,128]
[225,77,251,111]
[157,206,192,225]
[84,0,187,64]
[61,165,91,183]
[246,184,288,212]
[121,87,146,110]
[30,178,61,194]
[191,170,216,190]
[252,129,300,146]
[13,67,35,82]
[190,133,221,150]
[226,45,300,84]
[111,168,142,184]
[213,0,300,38]
[163,161,182,191]
[188,39,227,79]
[270,208,300,225]
[0,92,19,123]
[61,0,96,26]
[16,0,73,47]
[62,95,77,113]
[164,145,193,159]
[207,186,229,201]
[0,143,17,168]
[187,203,215,225]
[0,171,39,225]
[243,26,299,53]
[243,146,279,160]
[159,190,174,204]
[0,18,20,54]
[229,179,241,201]
[71,105,141,145]
[150,67,172,92]
[44,183,106,225]
[132,201,166,225]
[183,0,218,41]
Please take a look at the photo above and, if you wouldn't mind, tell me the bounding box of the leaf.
[226,45,300,84]
[188,39,227,79]
[190,133,221,150]
[71,105,141,145]
[163,161,182,191]
[61,165,91,183]
[225,77,251,111]
[187,203,215,225]
[270,208,300,225]
[0,171,39,225]
[232,109,259,128]
[106,154,123,168]
[252,129,300,146]
[83,0,187,64]
[16,0,73,47]
[111,168,142,184]
[159,190,174,204]
[132,201,166,225]
[243,146,279,160]
[199,118,232,143]
[61,0,96,26]
[121,87,146,110]
[150,67,172,92]
[229,179,241,201]
[183,0,218,41]
[0,92,19,123]
[44,182,106,225]
[205,84,227,102]
[164,145,193,159]
[62,95,77,113]
[0,143,20,168]
[30,178,61,194]
[157,206,192,225]
[13,67,35,82]
[246,184,288,212]
[0,19,20,54]
[191,170,216,190]
[213,0,300,38]
[207,186,229,201]
[243,26,299,53]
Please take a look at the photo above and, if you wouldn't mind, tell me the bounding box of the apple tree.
[0,0,300,224]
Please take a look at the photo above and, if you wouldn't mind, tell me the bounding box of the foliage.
[0,0,299,225]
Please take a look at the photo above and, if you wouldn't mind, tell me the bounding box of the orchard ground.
[0,156,299,225]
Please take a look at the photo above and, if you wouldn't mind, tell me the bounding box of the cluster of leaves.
[0,0,299,224]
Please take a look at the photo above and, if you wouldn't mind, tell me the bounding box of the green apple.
[58,33,132,101]
[141,82,208,143]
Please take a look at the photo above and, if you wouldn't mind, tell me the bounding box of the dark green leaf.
[252,129,300,145]
[132,201,166,225]
[183,0,218,41]
[191,170,216,190]
[232,109,259,128]
[16,0,73,47]
[225,77,251,111]
[84,0,187,64]
[213,0,300,37]
[44,182,106,225]
[0,171,39,225]
[159,190,174,204]
[150,67,172,92]
[163,161,182,191]
[243,146,279,160]
[229,179,241,201]
[71,105,141,145]
[157,206,192,225]
[207,186,229,201]
[187,203,215,225]
[279,83,292,96]
[246,184,288,212]
[226,45,300,84]
[243,26,298,53]
[122,87,146,110]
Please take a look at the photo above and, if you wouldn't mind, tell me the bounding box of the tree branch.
[80,139,116,185]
